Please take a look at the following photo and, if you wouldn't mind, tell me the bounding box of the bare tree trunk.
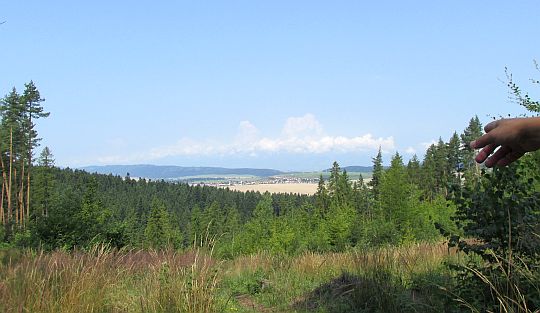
[0,179,4,225]
[19,160,25,227]
[13,168,17,225]
[8,127,13,225]
[0,155,6,226]
[27,115,32,224]
[26,168,30,222]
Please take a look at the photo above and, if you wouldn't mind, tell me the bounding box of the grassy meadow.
[0,243,462,313]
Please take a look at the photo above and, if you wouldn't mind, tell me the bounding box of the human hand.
[470,117,540,167]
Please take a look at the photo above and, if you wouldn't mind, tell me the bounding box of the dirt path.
[235,294,275,313]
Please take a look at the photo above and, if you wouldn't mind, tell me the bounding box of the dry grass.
[228,183,318,195]
[0,243,458,313]
[226,243,452,277]
[0,246,223,313]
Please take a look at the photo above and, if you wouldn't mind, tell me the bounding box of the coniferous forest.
[1,78,540,312]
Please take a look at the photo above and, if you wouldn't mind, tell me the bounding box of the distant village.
[190,176,319,188]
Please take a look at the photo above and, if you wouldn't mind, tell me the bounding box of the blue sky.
[1,1,539,171]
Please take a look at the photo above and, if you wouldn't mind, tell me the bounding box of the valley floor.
[228,183,319,195]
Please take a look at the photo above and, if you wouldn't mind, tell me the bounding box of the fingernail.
[470,141,476,149]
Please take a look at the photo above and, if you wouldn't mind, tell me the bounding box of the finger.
[485,146,512,168]
[484,120,500,133]
[471,132,495,149]
[475,143,498,163]
[496,151,525,167]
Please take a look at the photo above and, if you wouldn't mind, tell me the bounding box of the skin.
[470,117,540,167]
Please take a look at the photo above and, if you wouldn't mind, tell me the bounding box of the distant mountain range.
[80,165,284,179]
[80,164,374,180]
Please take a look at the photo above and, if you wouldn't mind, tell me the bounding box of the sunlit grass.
[0,246,224,313]
[1,243,498,313]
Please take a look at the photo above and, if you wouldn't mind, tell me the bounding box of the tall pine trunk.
[8,127,13,225]
[13,168,17,225]
[0,156,6,225]
[27,115,32,223]
[0,177,3,225]
[26,170,30,222]
[19,160,25,227]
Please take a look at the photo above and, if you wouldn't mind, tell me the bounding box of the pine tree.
[189,205,203,243]
[335,169,352,207]
[420,144,437,200]
[446,132,462,181]
[314,174,329,217]
[240,193,274,253]
[380,153,408,221]
[78,178,112,246]
[201,201,225,238]
[144,198,174,249]
[379,152,416,243]
[34,147,55,217]
[22,81,48,226]
[368,147,384,200]
[460,116,483,175]
[406,155,421,186]
[0,88,23,228]
[0,82,48,229]
[434,138,449,195]
[328,161,341,196]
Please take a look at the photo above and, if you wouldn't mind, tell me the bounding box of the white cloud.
[282,113,324,138]
[95,114,396,164]
[405,147,416,154]
[420,140,437,150]
[235,120,260,145]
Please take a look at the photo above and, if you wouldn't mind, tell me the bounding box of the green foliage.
[445,65,540,312]
[239,193,274,254]
[78,178,113,245]
[460,115,483,174]
[506,63,540,114]
[452,157,540,259]
[368,147,384,200]
[145,198,182,249]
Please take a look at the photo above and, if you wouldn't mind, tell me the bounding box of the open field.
[228,183,319,195]
[283,171,372,180]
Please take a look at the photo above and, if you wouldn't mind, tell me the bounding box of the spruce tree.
[446,132,462,178]
[328,161,341,196]
[34,147,55,217]
[144,198,174,249]
[406,154,421,186]
[460,116,483,175]
[434,138,449,195]
[368,147,384,200]
[420,145,437,200]
[315,174,329,217]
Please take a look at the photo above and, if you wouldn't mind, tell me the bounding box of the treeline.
[3,72,540,310]
[1,81,537,259]
[21,165,311,252]
[0,81,490,255]
[0,84,490,258]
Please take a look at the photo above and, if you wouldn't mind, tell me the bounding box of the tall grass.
[222,243,454,312]
[0,245,223,313]
[2,242,491,313]
[452,250,540,313]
